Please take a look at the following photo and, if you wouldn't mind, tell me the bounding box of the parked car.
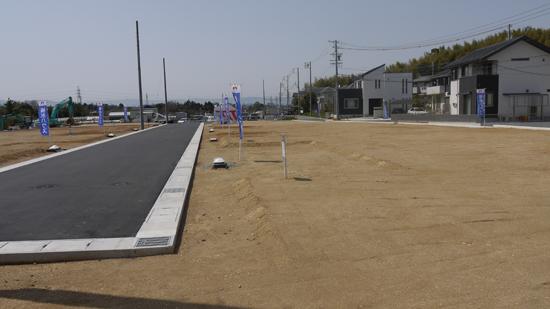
[407,107,428,115]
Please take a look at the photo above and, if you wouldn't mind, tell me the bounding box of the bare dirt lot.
[0,124,154,168]
[1,121,550,308]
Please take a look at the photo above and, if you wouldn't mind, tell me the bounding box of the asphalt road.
[0,122,200,241]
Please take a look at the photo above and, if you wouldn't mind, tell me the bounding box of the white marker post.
[281,134,288,179]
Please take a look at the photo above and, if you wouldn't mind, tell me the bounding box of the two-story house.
[413,71,451,114]
[362,64,413,116]
[446,36,550,120]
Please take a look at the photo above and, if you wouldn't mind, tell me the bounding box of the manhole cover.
[163,188,185,193]
[135,236,171,248]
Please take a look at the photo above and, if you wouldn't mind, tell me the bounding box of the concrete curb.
[337,119,550,131]
[0,124,165,174]
[397,121,550,131]
[492,124,550,131]
[0,123,204,264]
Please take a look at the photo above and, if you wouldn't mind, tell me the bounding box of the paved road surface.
[0,122,200,241]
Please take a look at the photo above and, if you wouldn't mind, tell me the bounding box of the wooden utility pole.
[262,79,267,118]
[305,61,312,116]
[329,40,341,118]
[279,82,282,116]
[296,67,300,114]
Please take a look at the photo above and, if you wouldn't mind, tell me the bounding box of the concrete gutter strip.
[137,122,204,239]
[340,119,550,131]
[0,123,204,264]
[0,124,165,174]
[397,121,550,131]
[396,121,484,129]
[492,124,550,131]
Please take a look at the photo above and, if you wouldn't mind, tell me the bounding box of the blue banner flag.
[38,101,49,136]
[383,101,389,119]
[98,103,104,127]
[123,106,129,122]
[231,84,244,140]
[476,89,486,118]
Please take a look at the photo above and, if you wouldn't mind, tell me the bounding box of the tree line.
[0,99,215,119]
[308,27,550,85]
[386,27,550,77]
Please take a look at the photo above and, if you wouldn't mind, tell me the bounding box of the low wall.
[296,115,327,122]
[392,114,480,123]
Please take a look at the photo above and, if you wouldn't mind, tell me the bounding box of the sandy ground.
[1,121,550,308]
[0,123,155,168]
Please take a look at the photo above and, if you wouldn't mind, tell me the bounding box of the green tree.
[292,92,317,114]
[312,75,357,88]
[248,101,265,113]
[386,27,550,77]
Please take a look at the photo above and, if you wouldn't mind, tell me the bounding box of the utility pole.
[163,57,168,123]
[296,68,300,94]
[279,82,282,116]
[305,61,312,116]
[296,67,300,114]
[76,86,82,105]
[262,79,266,118]
[135,20,145,130]
[146,93,149,106]
[329,40,342,118]
[508,24,512,40]
[286,75,290,113]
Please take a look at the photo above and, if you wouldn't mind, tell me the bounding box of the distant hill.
[386,27,550,77]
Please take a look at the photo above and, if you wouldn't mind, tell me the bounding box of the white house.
[413,71,451,114]
[361,64,413,116]
[446,36,550,120]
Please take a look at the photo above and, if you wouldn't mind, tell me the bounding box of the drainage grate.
[135,236,171,248]
[163,187,185,194]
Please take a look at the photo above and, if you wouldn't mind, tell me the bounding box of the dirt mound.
[232,178,261,208]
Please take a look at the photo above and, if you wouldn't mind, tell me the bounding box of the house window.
[481,62,493,75]
[511,57,530,61]
[461,66,467,77]
[344,98,360,110]
[374,80,381,89]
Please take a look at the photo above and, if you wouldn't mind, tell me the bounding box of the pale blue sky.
[1,0,549,103]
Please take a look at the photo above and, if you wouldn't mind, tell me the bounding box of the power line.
[341,7,550,50]
[498,64,550,76]
[382,4,550,48]
[339,5,550,51]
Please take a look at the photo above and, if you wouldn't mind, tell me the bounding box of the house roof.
[432,69,450,78]
[445,36,550,69]
[413,69,450,83]
[413,75,433,83]
[361,64,385,77]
